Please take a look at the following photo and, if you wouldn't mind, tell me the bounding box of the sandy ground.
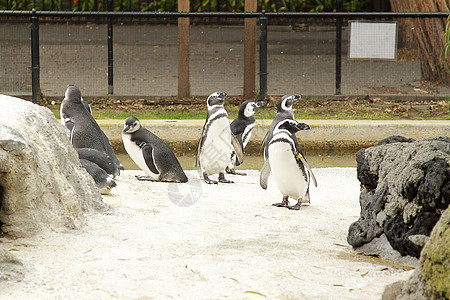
[0,168,415,299]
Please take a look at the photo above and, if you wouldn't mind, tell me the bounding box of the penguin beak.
[295,122,310,131]
[123,125,130,132]
[255,101,265,108]
[294,95,302,101]
[216,92,226,105]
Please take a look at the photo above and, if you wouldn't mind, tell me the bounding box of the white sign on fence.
[349,21,397,60]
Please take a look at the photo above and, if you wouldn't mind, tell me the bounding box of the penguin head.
[274,119,310,135]
[64,85,82,103]
[123,116,141,133]
[277,95,302,112]
[240,100,259,118]
[207,91,227,109]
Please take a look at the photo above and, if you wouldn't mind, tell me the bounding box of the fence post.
[335,0,343,95]
[31,9,40,104]
[107,0,113,94]
[178,0,190,98]
[243,0,257,99]
[259,10,268,105]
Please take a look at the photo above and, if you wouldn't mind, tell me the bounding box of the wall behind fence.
[0,11,449,100]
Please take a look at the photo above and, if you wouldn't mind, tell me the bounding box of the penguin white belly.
[242,123,255,148]
[200,117,233,175]
[269,142,307,200]
[122,133,159,179]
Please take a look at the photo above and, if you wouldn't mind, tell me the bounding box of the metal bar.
[335,0,342,95]
[107,0,113,94]
[31,8,40,104]
[259,10,267,105]
[0,10,448,18]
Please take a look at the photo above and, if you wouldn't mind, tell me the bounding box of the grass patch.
[45,96,450,120]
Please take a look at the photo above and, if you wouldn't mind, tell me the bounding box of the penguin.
[81,98,92,114]
[60,85,123,171]
[262,95,301,161]
[260,119,317,210]
[122,116,188,183]
[196,91,244,184]
[76,148,120,178]
[78,95,124,171]
[226,100,260,175]
[80,159,117,195]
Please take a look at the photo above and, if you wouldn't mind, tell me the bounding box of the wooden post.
[178,0,190,98]
[244,0,257,99]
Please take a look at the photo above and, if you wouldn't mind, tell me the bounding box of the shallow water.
[116,152,357,171]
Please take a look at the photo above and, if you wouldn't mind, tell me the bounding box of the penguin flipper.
[231,133,244,165]
[63,119,75,144]
[259,159,271,190]
[235,133,244,151]
[139,142,159,175]
[259,130,269,154]
[297,154,317,187]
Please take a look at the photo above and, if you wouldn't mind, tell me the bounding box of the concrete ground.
[0,169,417,299]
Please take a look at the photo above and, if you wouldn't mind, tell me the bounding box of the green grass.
[46,96,450,121]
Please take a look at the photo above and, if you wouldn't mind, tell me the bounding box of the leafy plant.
[1,0,371,12]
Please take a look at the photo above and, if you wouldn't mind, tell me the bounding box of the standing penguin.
[60,85,122,170]
[227,100,260,175]
[122,116,188,183]
[196,92,244,184]
[78,97,124,171]
[260,119,317,210]
[262,95,301,160]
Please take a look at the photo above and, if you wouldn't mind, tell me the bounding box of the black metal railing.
[0,9,448,103]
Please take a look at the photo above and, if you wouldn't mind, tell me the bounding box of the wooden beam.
[178,0,190,98]
[244,0,257,99]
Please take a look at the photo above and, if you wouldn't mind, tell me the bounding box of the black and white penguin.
[80,158,117,194]
[196,91,244,184]
[262,95,301,160]
[260,119,317,210]
[78,95,124,171]
[227,100,260,175]
[231,100,260,150]
[122,116,188,183]
[60,85,123,171]
[76,148,120,178]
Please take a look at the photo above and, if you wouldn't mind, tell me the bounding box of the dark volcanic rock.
[348,136,450,259]
[394,206,450,300]
[377,135,415,145]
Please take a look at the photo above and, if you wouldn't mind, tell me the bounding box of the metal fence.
[0,10,449,103]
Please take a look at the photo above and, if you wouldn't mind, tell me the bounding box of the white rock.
[0,95,109,237]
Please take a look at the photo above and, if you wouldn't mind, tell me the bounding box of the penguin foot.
[218,173,234,184]
[135,175,157,181]
[225,167,247,176]
[203,173,218,184]
[287,200,302,210]
[272,196,289,207]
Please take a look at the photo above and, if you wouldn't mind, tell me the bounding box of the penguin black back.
[77,148,120,178]
[61,85,112,154]
[123,116,188,183]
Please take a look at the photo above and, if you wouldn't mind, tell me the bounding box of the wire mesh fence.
[0,12,449,99]
[39,23,108,96]
[0,19,31,95]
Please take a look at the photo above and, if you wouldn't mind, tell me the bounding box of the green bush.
[0,0,370,12]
